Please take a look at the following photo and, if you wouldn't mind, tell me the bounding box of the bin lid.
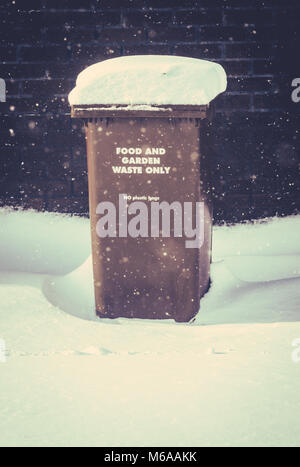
[69,55,227,116]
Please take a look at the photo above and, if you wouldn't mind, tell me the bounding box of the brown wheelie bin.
[70,56,226,322]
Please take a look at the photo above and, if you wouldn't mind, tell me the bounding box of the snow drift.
[0,209,300,447]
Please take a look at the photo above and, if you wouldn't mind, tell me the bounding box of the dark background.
[0,0,299,222]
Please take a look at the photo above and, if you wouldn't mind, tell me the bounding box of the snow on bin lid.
[68,55,227,107]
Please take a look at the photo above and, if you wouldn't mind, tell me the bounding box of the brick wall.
[0,0,299,222]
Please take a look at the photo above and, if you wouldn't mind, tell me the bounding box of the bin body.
[73,106,213,322]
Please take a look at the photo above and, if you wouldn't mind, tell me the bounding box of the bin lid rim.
[72,103,209,111]
[71,103,212,119]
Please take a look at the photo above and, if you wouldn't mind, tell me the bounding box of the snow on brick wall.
[0,0,299,221]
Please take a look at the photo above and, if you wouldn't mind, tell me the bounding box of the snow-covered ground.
[0,209,300,447]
